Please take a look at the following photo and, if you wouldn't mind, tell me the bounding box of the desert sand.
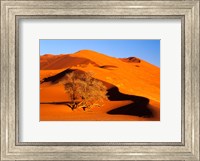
[40,50,160,121]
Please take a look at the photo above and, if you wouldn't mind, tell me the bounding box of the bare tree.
[64,72,80,110]
[64,71,108,110]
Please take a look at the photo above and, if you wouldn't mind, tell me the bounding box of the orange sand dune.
[41,100,159,121]
[41,53,98,70]
[40,50,160,121]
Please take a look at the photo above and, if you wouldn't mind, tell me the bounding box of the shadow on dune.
[99,65,118,70]
[106,86,153,118]
[40,68,75,84]
[40,65,118,84]
[40,68,153,118]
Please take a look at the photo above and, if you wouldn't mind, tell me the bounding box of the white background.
[19,19,181,142]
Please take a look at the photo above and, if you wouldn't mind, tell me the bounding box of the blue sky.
[40,40,160,67]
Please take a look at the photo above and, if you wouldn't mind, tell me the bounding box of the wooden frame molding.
[1,0,199,160]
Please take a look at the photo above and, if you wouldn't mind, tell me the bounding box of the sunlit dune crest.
[40,50,160,121]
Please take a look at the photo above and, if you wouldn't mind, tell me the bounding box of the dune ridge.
[40,50,160,121]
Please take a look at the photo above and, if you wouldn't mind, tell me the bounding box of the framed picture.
[0,0,199,160]
[39,39,160,121]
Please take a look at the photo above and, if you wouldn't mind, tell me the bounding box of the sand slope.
[40,50,160,121]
